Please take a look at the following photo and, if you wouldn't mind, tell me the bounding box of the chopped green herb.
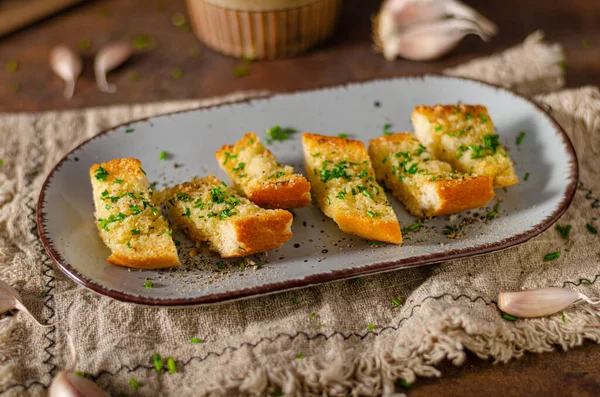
[544,251,561,261]
[291,297,299,304]
[524,172,530,181]
[167,358,177,374]
[392,297,402,307]
[465,113,473,121]
[140,167,146,175]
[233,162,245,172]
[129,378,140,389]
[367,241,382,247]
[295,353,304,359]
[190,337,201,344]
[480,114,488,123]
[458,129,466,136]
[177,192,191,202]
[582,280,593,285]
[562,313,567,324]
[336,188,347,199]
[95,166,109,181]
[265,125,297,144]
[0,159,3,167]
[338,133,348,138]
[435,125,443,131]
[555,224,572,239]
[77,38,91,51]
[516,131,526,145]
[309,311,316,320]
[171,68,183,79]
[221,181,227,187]
[102,189,109,197]
[501,312,518,321]
[165,229,172,237]
[233,65,250,77]
[404,222,421,232]
[171,13,187,27]
[105,204,111,210]
[131,229,141,235]
[312,152,320,157]
[113,178,123,184]
[40,289,47,297]
[133,34,157,50]
[482,134,500,153]
[367,323,376,330]
[326,196,331,205]
[586,224,598,234]
[217,260,224,270]
[367,211,381,218]
[219,209,237,220]
[443,225,459,236]
[398,380,411,389]
[159,151,168,160]
[143,280,153,289]
[6,60,18,72]
[486,202,500,219]
[222,152,238,165]
[153,354,163,371]
[383,123,392,135]
[125,128,134,133]
[207,212,217,218]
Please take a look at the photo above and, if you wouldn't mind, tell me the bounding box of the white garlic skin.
[49,45,82,99]
[94,42,133,93]
[498,287,580,318]
[48,372,110,397]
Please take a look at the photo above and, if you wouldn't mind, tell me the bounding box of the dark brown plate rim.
[36,74,579,306]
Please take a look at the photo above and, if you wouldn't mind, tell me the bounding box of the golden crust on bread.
[411,104,519,188]
[163,175,293,258]
[369,133,495,217]
[302,133,402,244]
[216,132,311,208]
[89,158,180,269]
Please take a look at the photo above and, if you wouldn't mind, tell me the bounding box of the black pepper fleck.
[321,249,328,254]
[293,243,300,248]
[374,101,381,107]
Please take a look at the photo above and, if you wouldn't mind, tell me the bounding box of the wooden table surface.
[1,0,599,395]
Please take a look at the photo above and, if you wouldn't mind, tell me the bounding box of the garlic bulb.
[0,279,52,327]
[498,287,600,318]
[49,45,82,99]
[94,42,133,93]
[374,0,498,61]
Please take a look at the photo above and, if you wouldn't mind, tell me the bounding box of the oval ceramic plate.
[37,75,578,306]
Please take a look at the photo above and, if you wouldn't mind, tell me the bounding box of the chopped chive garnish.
[129,378,140,389]
[190,337,201,344]
[582,280,593,285]
[404,222,421,232]
[0,159,3,167]
[233,162,245,172]
[398,380,411,389]
[383,123,392,135]
[140,167,146,175]
[167,358,177,374]
[102,189,109,197]
[159,151,168,160]
[222,151,236,165]
[309,311,316,320]
[183,208,191,217]
[367,323,376,330]
[524,172,530,181]
[131,229,141,235]
[367,211,381,218]
[562,313,567,324]
[291,297,299,304]
[435,126,443,131]
[105,204,111,210]
[486,202,500,219]
[265,125,297,144]
[465,113,473,120]
[125,128,134,133]
[392,297,402,307]
[295,353,304,359]
[312,152,320,157]
[153,354,163,371]
[114,178,123,184]
[95,166,109,181]
[586,224,598,234]
[501,312,518,321]
[367,241,382,247]
[326,196,331,205]
[480,114,488,123]
[143,280,153,288]
[555,224,572,239]
[516,131,526,145]
[338,133,348,138]
[544,251,561,261]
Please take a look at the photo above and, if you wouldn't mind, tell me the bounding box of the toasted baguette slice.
[302,133,402,244]
[411,104,519,188]
[163,175,293,258]
[215,132,311,208]
[89,158,180,269]
[369,133,495,217]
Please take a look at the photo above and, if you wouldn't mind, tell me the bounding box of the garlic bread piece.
[302,133,402,244]
[216,132,311,208]
[369,133,495,217]
[89,158,180,269]
[411,104,519,188]
[163,176,293,258]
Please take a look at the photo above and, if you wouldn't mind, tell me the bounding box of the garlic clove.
[498,287,592,318]
[381,19,488,61]
[0,279,52,327]
[94,42,133,93]
[442,0,498,37]
[49,372,111,397]
[49,45,83,100]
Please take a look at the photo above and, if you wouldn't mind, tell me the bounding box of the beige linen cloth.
[1,31,599,396]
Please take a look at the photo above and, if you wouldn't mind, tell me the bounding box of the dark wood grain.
[0,0,598,112]
[1,1,599,395]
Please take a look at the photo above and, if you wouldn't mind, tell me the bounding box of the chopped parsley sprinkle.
[435,125,443,131]
[404,222,421,232]
[131,229,141,235]
[167,358,177,374]
[465,113,473,121]
[210,187,226,203]
[586,224,598,234]
[190,337,201,344]
[480,114,488,123]
[140,167,147,175]
[456,145,468,159]
[392,297,402,307]
[153,354,163,371]
[102,189,109,197]
[222,152,238,165]
[125,128,134,133]
[367,211,381,218]
[183,208,191,217]
[129,378,140,389]
[207,212,217,218]
[336,189,347,199]
[486,202,500,219]
[383,123,393,135]
[265,125,297,144]
[233,162,245,172]
[168,199,175,207]
[114,178,123,184]
[544,251,561,261]
[295,353,304,359]
[367,323,376,330]
[516,131,526,145]
[105,204,111,210]
[524,172,530,181]
[193,198,204,208]
[95,166,109,181]
[177,192,191,202]
[555,224,572,239]
[483,134,500,152]
[501,312,518,321]
[275,171,285,178]
[221,181,227,187]
[159,151,168,160]
[219,209,237,220]
[338,133,348,138]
